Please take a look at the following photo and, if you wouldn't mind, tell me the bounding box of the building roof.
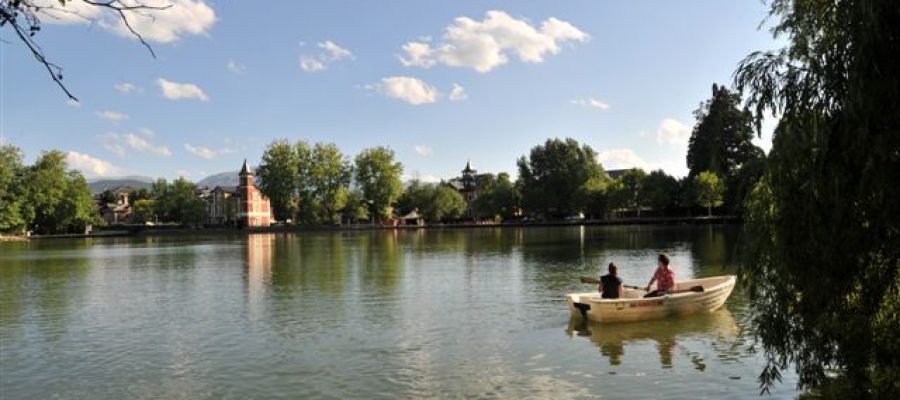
[239,159,250,176]
[605,169,632,181]
[213,185,239,194]
[462,160,476,174]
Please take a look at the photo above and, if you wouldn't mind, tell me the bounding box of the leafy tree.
[735,0,900,394]
[28,150,71,234]
[257,139,299,221]
[693,171,723,217]
[641,169,680,213]
[396,180,432,216]
[294,140,317,224]
[617,168,647,216]
[686,84,763,178]
[340,190,369,224]
[53,172,98,233]
[152,177,205,226]
[0,145,28,232]
[354,147,403,221]
[425,185,466,222]
[724,156,765,215]
[517,138,604,218]
[309,142,352,224]
[130,188,153,202]
[472,172,520,220]
[130,199,156,224]
[98,189,117,204]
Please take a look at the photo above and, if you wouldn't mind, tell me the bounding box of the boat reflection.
[566,307,739,369]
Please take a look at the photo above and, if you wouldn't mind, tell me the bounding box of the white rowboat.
[566,275,736,323]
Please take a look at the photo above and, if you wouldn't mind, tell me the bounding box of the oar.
[579,276,704,293]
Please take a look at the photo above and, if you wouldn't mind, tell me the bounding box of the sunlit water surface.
[0,226,798,399]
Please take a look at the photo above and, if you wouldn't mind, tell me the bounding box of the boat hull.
[566,275,736,323]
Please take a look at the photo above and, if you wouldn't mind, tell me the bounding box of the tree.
[0,145,28,232]
[617,168,647,216]
[396,180,432,216]
[735,0,900,395]
[28,150,71,234]
[340,190,369,224]
[53,171,97,233]
[354,147,403,222]
[517,138,604,218]
[641,169,680,213]
[472,172,520,220]
[294,140,317,224]
[309,142,351,224]
[686,84,763,178]
[130,199,156,223]
[257,139,299,222]
[693,171,723,217]
[425,185,466,222]
[1,0,170,100]
[152,177,205,226]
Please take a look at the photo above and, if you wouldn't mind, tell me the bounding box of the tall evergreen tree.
[686,84,762,177]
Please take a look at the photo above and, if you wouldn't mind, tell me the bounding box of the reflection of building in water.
[246,233,275,307]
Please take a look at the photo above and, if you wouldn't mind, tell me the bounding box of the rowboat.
[566,275,736,323]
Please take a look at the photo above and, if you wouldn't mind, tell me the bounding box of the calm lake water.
[0,226,798,399]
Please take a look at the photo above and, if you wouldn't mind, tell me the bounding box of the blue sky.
[0,0,779,182]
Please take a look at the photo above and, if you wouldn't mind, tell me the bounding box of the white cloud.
[300,40,353,72]
[66,151,125,178]
[414,145,433,156]
[319,40,353,61]
[66,99,82,108]
[175,169,193,178]
[96,110,129,122]
[449,83,467,101]
[102,0,216,43]
[300,56,326,72]
[400,10,589,73]
[377,76,440,105]
[157,78,209,101]
[226,60,245,73]
[571,97,609,110]
[184,143,233,159]
[656,118,692,147]
[597,148,651,171]
[114,82,139,93]
[100,132,171,157]
[37,0,215,43]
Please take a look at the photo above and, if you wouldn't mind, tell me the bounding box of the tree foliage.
[735,0,900,395]
[472,172,520,220]
[0,145,29,232]
[257,140,299,222]
[354,147,403,221]
[309,142,351,224]
[686,84,762,177]
[151,177,206,226]
[517,138,605,217]
[693,171,724,216]
[641,169,680,212]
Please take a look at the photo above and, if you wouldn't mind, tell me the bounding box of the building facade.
[237,160,273,228]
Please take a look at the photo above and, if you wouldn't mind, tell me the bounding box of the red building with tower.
[237,159,273,228]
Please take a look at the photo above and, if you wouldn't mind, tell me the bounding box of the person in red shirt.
[644,253,675,298]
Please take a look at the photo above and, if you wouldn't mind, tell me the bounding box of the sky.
[0,0,781,183]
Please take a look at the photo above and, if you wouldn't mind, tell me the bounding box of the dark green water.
[0,226,798,399]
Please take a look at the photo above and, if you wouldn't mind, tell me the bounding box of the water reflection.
[566,308,739,370]
[245,233,275,312]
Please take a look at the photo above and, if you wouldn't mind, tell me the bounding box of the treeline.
[0,148,97,234]
[256,142,402,225]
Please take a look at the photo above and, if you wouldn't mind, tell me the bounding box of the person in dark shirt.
[599,262,624,299]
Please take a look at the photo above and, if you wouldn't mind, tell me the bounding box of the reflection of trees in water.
[0,239,92,342]
[567,308,739,370]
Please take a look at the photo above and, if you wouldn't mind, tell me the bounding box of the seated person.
[644,254,675,298]
[599,262,624,299]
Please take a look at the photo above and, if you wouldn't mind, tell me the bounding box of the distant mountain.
[196,171,239,188]
[87,176,154,194]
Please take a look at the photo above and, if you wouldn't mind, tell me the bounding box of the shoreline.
[15,215,740,240]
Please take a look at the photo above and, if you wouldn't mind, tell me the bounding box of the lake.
[0,226,798,399]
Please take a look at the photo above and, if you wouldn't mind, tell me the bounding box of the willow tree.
[735,0,900,396]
